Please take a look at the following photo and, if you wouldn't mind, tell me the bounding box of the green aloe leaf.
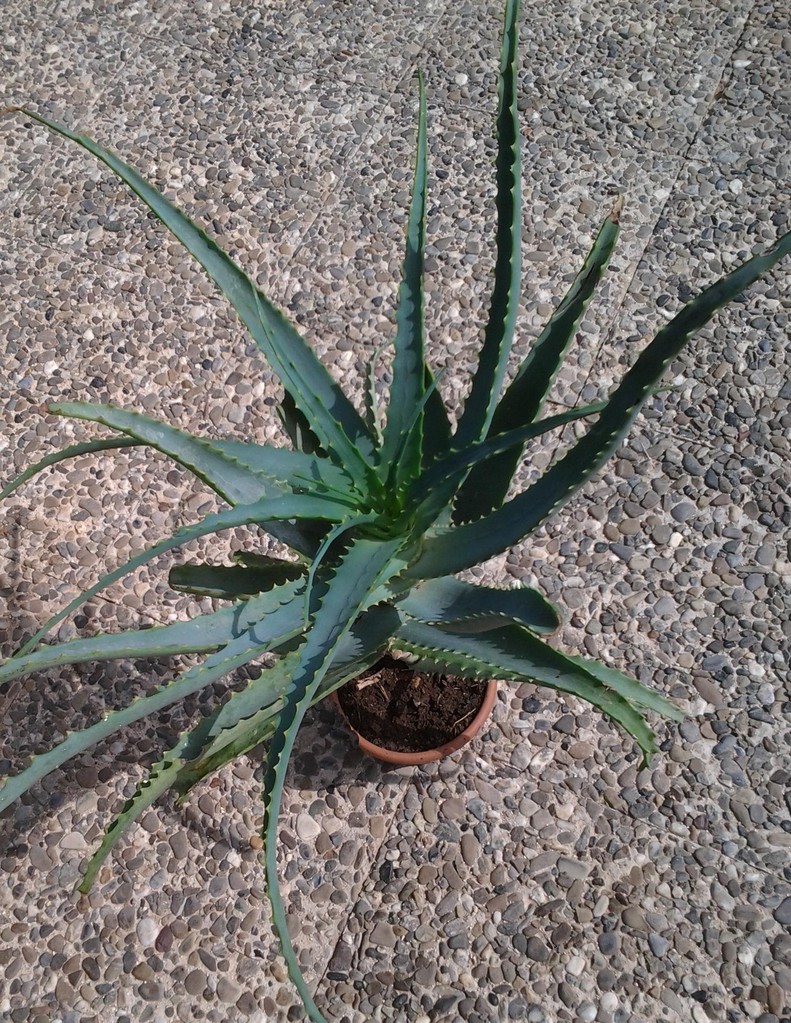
[169,561,305,598]
[410,230,791,578]
[0,599,305,814]
[44,402,324,556]
[381,70,428,484]
[388,370,448,492]
[420,364,453,467]
[564,654,683,721]
[183,599,395,762]
[303,515,382,628]
[83,608,406,884]
[84,603,397,889]
[321,603,403,692]
[81,605,400,877]
[51,401,358,504]
[7,107,377,484]
[232,550,307,570]
[395,576,559,634]
[172,604,401,798]
[209,437,358,502]
[454,198,623,521]
[261,537,406,1023]
[171,654,299,797]
[79,610,382,886]
[49,400,279,505]
[78,725,203,893]
[409,401,606,529]
[393,619,659,762]
[15,491,350,657]
[174,654,301,798]
[453,0,521,447]
[362,342,387,443]
[0,578,305,688]
[0,437,140,501]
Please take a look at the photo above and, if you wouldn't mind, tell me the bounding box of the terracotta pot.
[330,678,498,767]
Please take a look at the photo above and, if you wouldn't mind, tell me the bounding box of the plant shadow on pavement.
[0,647,390,859]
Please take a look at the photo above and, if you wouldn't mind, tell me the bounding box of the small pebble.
[296,813,321,841]
[526,937,550,962]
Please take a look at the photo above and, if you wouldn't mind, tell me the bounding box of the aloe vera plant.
[2,0,789,1017]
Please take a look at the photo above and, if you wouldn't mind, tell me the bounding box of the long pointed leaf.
[421,363,453,466]
[169,561,304,599]
[16,491,349,657]
[81,602,398,881]
[0,437,140,501]
[453,0,521,447]
[171,604,401,797]
[7,107,377,481]
[262,537,406,1023]
[381,70,428,483]
[500,198,623,424]
[393,619,658,762]
[362,342,387,443]
[172,652,300,796]
[185,601,397,765]
[209,437,358,501]
[44,402,323,555]
[0,602,305,814]
[82,633,334,887]
[454,199,622,520]
[0,579,305,688]
[409,400,606,529]
[395,576,559,634]
[49,401,277,505]
[409,230,791,578]
[51,401,358,503]
[389,369,446,491]
[78,725,203,892]
[564,654,683,721]
[303,515,380,631]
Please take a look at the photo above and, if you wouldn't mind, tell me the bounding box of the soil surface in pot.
[337,657,489,753]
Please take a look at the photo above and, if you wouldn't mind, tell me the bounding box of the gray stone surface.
[1,0,789,1021]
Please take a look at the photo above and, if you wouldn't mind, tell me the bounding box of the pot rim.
[331,676,499,767]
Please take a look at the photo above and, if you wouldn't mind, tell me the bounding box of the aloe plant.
[1,0,789,1018]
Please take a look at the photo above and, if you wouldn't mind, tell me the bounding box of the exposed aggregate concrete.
[1,0,789,1021]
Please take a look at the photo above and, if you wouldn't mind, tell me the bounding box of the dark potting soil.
[336,658,489,753]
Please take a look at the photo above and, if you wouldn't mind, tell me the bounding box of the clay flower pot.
[331,677,499,767]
